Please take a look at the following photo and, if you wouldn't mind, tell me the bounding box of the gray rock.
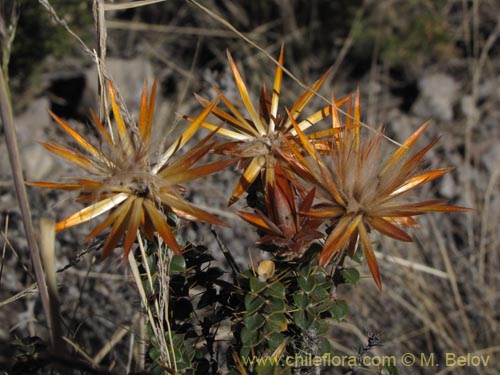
[461,95,479,121]
[439,172,456,199]
[413,73,458,121]
[22,143,56,181]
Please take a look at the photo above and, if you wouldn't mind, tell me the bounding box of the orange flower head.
[189,44,333,205]
[29,81,234,259]
[283,91,472,288]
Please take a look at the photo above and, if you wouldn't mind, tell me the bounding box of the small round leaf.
[340,268,360,285]
[245,294,265,315]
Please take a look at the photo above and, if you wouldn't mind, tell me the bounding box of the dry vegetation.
[0,0,499,374]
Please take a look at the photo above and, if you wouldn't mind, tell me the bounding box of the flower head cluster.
[32,47,471,289]
[192,48,471,288]
[30,81,233,259]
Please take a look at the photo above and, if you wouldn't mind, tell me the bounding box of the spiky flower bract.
[237,165,324,258]
[190,45,333,205]
[29,81,234,259]
[283,92,471,288]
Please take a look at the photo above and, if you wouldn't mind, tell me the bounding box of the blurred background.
[0,0,499,373]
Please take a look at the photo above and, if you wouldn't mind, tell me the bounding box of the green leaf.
[240,326,258,345]
[293,293,309,309]
[315,275,333,290]
[297,277,316,293]
[299,263,312,278]
[170,255,186,272]
[266,313,288,332]
[245,294,265,315]
[309,300,333,314]
[352,246,364,263]
[310,319,330,336]
[149,346,160,361]
[293,309,312,330]
[309,285,329,302]
[265,282,286,299]
[311,270,327,283]
[244,313,265,331]
[267,332,286,351]
[250,276,267,293]
[331,300,349,322]
[240,346,251,358]
[255,360,279,374]
[266,298,286,313]
[340,268,360,285]
[380,365,400,375]
[316,337,334,354]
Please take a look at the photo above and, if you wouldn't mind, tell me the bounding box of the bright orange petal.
[296,104,332,132]
[237,211,274,232]
[73,179,104,188]
[55,192,129,232]
[353,88,361,151]
[160,192,227,226]
[285,67,332,131]
[381,120,431,176]
[102,201,132,257]
[164,159,236,185]
[107,81,134,155]
[159,97,219,169]
[49,111,102,160]
[302,207,344,218]
[138,80,157,145]
[269,43,284,133]
[227,51,265,135]
[358,221,382,289]
[228,155,266,206]
[390,168,453,197]
[386,216,420,228]
[198,121,249,140]
[40,142,97,172]
[319,215,362,266]
[89,109,114,146]
[122,197,144,259]
[84,198,133,241]
[143,200,181,255]
[26,181,82,190]
[367,216,413,242]
[194,93,257,136]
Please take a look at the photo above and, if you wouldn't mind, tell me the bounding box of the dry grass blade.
[0,282,37,308]
[0,65,51,336]
[93,319,135,365]
[106,19,239,37]
[374,250,449,279]
[103,0,167,11]
[40,218,63,350]
[429,215,476,348]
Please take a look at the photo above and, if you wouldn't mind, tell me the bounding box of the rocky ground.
[0,1,499,374]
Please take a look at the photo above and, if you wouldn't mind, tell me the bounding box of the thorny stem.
[0,48,51,338]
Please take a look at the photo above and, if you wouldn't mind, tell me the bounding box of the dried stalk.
[0,55,51,336]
